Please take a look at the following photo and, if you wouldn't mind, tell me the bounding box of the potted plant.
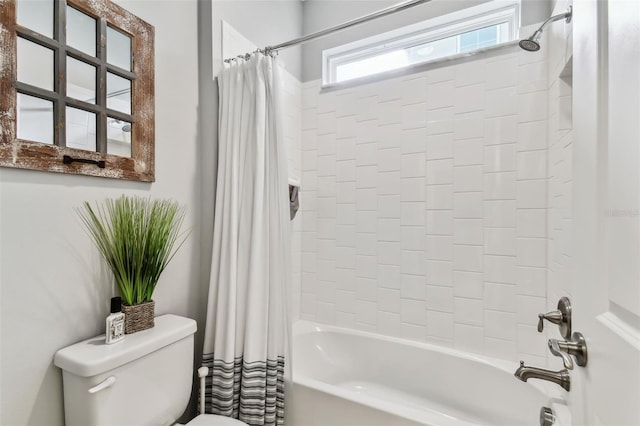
[78,196,187,334]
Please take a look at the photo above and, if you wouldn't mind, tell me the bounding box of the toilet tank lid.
[54,314,197,377]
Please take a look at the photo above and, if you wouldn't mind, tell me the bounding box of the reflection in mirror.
[17,37,54,91]
[107,73,131,114]
[107,117,131,157]
[66,106,96,151]
[107,26,131,71]
[16,0,53,38]
[66,6,96,56]
[17,93,53,144]
[67,56,96,103]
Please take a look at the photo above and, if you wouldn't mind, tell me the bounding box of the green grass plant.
[78,196,188,306]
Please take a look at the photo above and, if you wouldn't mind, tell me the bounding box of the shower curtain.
[202,54,290,426]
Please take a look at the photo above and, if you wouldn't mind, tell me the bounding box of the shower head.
[519,5,572,52]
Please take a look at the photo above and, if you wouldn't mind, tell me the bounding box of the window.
[0,0,156,182]
[323,1,519,85]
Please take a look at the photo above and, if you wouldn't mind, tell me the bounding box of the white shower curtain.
[202,54,290,426]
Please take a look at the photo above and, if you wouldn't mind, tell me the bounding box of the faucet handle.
[548,339,574,369]
[537,297,572,339]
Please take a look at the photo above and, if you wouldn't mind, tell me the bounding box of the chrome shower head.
[519,5,572,52]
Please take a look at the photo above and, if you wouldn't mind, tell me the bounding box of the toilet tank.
[54,314,197,426]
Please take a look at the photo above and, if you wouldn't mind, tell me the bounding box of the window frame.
[0,0,155,182]
[323,1,520,86]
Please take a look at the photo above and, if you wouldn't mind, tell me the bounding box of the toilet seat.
[185,414,247,426]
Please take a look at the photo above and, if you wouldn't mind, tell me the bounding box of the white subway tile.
[484,200,516,227]
[517,324,547,357]
[426,185,453,210]
[454,297,483,326]
[484,337,517,359]
[401,274,426,300]
[378,124,401,149]
[400,177,426,202]
[518,91,548,123]
[485,116,517,145]
[427,158,454,184]
[401,250,425,275]
[335,311,356,327]
[336,160,356,182]
[484,228,516,256]
[335,224,355,248]
[484,255,517,284]
[427,80,455,110]
[401,226,425,251]
[401,299,426,325]
[516,295,546,326]
[356,232,377,256]
[455,83,485,114]
[426,132,454,160]
[455,61,486,87]
[356,165,377,189]
[485,57,517,90]
[454,324,484,354]
[485,86,518,118]
[378,147,401,172]
[453,192,483,219]
[426,311,454,340]
[453,219,483,245]
[402,127,428,154]
[377,312,402,335]
[484,282,517,312]
[336,267,356,291]
[355,142,377,166]
[426,285,453,312]
[355,95,378,122]
[516,238,546,267]
[377,171,401,196]
[453,245,483,272]
[426,107,454,135]
[516,209,546,238]
[378,288,401,313]
[426,260,453,286]
[453,271,483,299]
[356,188,377,210]
[302,107,318,130]
[518,61,548,94]
[378,218,401,242]
[454,138,483,166]
[426,235,453,261]
[401,153,426,178]
[485,310,517,340]
[356,277,377,301]
[401,77,428,105]
[356,121,378,144]
[336,290,357,313]
[484,172,517,200]
[401,202,425,226]
[517,180,546,208]
[317,112,336,135]
[336,115,357,139]
[517,150,547,180]
[516,266,546,297]
[484,144,517,173]
[335,246,355,269]
[356,300,378,325]
[454,112,484,140]
[378,264,401,289]
[378,241,400,266]
[378,195,401,218]
[453,165,483,192]
[378,100,402,126]
[337,137,356,161]
[516,120,547,151]
[426,210,453,235]
[402,323,427,340]
[402,102,427,129]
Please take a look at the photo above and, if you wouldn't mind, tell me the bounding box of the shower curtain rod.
[223,0,432,62]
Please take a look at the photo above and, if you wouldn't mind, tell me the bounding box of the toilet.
[54,314,245,426]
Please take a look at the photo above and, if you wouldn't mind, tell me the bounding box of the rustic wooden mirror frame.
[0,0,155,182]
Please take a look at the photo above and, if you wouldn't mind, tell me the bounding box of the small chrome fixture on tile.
[549,331,588,367]
[514,361,571,391]
[538,296,572,340]
[540,406,555,426]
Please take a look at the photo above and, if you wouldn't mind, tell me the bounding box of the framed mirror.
[0,0,155,182]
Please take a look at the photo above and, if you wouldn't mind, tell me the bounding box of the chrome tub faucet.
[514,361,571,391]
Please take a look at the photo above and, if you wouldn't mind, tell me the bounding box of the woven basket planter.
[122,300,155,334]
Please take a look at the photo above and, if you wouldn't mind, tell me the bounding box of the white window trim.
[322,0,521,86]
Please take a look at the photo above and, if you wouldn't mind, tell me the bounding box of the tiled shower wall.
[298,45,552,362]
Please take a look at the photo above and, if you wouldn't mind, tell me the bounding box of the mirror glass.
[66,6,96,56]
[17,37,54,91]
[17,93,53,144]
[66,106,96,151]
[107,117,131,157]
[107,72,131,114]
[107,26,131,71]
[67,56,96,103]
[16,0,53,38]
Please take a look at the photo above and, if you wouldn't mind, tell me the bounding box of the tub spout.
[514,361,570,391]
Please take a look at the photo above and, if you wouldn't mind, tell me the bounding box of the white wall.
[301,0,551,81]
[298,42,552,362]
[0,1,201,424]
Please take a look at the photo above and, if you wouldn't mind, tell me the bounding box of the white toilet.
[54,314,245,426]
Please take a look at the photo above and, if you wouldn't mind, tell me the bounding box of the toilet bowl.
[54,314,245,426]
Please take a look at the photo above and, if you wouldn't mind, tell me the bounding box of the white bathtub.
[287,321,570,426]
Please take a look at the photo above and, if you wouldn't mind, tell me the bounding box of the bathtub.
[287,321,570,426]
